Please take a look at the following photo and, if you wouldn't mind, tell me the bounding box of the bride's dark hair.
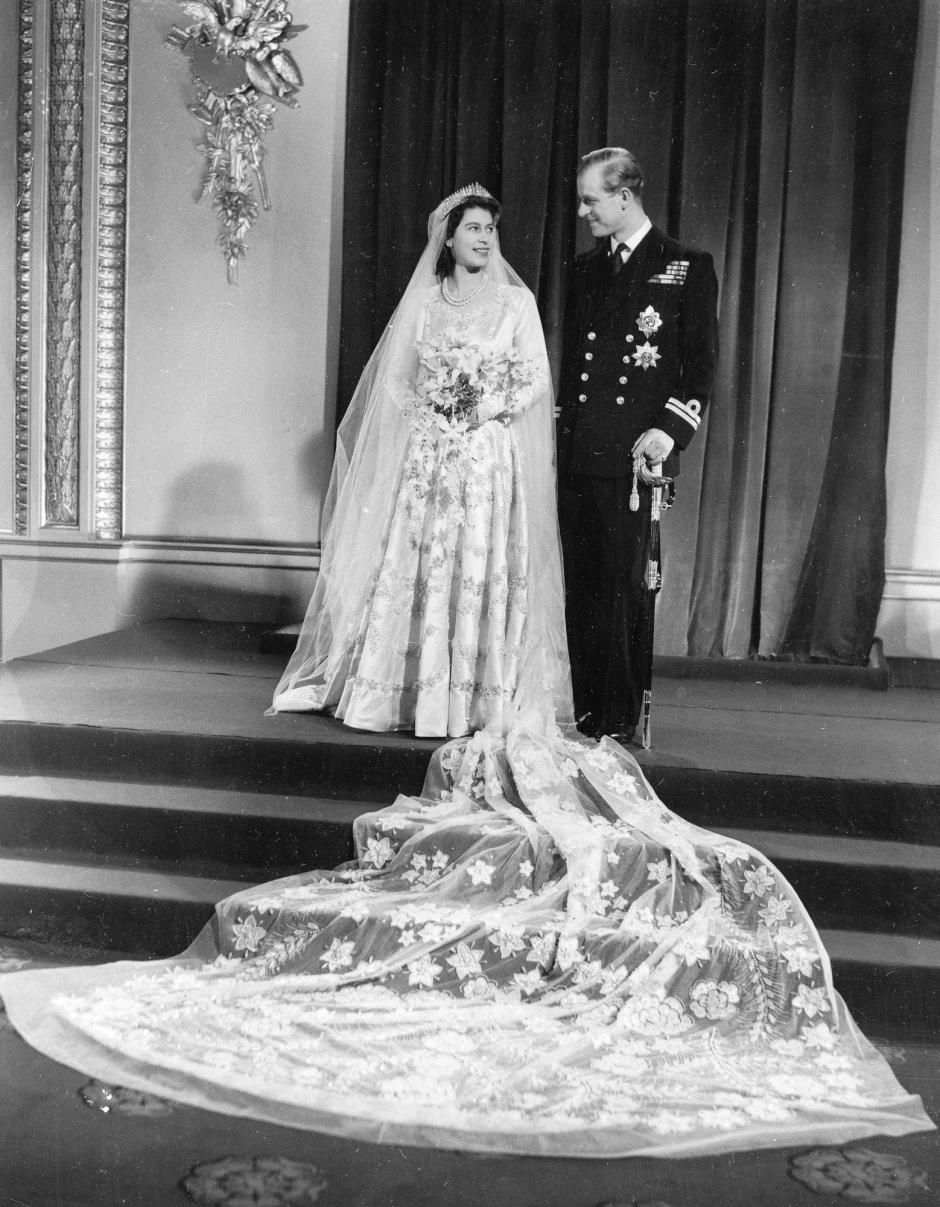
[435,195,501,279]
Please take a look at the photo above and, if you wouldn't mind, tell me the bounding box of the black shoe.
[607,727,637,748]
[576,711,597,738]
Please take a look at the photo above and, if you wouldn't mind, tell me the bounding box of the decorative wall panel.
[94,0,129,541]
[44,0,85,527]
[14,0,34,535]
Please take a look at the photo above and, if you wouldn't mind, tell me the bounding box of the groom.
[557,147,719,744]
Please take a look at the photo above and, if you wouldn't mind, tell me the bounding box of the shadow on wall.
[122,460,307,628]
[152,461,254,543]
[298,426,332,537]
[123,572,297,627]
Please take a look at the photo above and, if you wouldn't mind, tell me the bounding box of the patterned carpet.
[2,937,938,1207]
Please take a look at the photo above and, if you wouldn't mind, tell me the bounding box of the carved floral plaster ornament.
[167,1,306,283]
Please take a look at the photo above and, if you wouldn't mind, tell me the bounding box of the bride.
[0,188,932,1159]
[270,185,571,737]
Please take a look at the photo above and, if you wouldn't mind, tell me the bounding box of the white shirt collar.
[610,217,652,256]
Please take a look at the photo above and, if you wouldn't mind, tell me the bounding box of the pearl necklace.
[441,271,488,307]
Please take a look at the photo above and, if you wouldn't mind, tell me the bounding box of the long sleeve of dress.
[476,290,551,424]
[384,290,427,414]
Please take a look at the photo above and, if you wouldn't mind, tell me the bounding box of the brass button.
[584,352,593,361]
[616,397,625,405]
[619,376,628,384]
[587,332,597,340]
[622,356,630,364]
[626,335,635,343]
[580,372,589,381]
[578,393,587,402]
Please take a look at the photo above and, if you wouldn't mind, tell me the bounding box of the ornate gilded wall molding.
[94,0,130,541]
[14,0,35,535]
[44,0,85,527]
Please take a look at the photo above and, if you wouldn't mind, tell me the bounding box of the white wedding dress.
[280,282,546,736]
[0,193,931,1157]
[270,190,572,739]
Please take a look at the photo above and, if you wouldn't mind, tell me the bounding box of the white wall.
[878,0,940,659]
[0,0,349,661]
[123,0,348,545]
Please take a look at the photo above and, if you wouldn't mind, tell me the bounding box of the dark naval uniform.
[558,224,718,738]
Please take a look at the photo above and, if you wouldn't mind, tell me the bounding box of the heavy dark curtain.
[339,0,918,664]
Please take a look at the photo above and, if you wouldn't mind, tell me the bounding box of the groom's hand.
[632,427,674,463]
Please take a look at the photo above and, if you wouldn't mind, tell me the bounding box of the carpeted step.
[2,719,938,846]
[720,827,940,939]
[0,854,240,957]
[0,719,432,804]
[263,625,895,688]
[1,775,937,940]
[823,930,940,1045]
[653,652,891,690]
[648,764,940,845]
[0,774,361,882]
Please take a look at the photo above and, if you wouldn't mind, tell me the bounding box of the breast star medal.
[636,305,663,336]
[632,341,661,370]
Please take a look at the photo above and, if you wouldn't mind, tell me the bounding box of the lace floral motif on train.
[51,730,928,1153]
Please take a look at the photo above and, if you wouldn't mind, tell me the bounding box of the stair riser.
[0,884,934,1043]
[770,860,940,939]
[653,767,940,845]
[0,883,214,960]
[0,796,356,882]
[0,722,431,803]
[2,775,937,936]
[833,963,940,1045]
[3,721,938,844]
[0,799,935,937]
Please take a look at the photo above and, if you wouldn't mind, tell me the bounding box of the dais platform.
[0,619,938,1042]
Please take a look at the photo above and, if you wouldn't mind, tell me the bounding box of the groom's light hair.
[579,147,644,198]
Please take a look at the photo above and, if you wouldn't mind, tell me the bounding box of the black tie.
[610,242,628,276]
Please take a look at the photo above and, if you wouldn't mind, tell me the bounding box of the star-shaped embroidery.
[636,305,662,337]
[632,341,661,370]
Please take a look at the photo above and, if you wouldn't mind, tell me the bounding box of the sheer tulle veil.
[271,186,574,731]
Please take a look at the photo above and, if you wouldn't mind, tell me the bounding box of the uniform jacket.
[557,225,719,478]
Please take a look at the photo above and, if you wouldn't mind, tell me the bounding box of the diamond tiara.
[431,182,495,228]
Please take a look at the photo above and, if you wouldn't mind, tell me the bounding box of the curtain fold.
[339,0,918,665]
[778,1,916,662]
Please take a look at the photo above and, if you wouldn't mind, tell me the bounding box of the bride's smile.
[448,206,496,280]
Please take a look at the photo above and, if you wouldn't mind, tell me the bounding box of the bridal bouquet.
[410,332,536,435]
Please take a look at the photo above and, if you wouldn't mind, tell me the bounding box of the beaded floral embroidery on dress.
[333,284,543,737]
